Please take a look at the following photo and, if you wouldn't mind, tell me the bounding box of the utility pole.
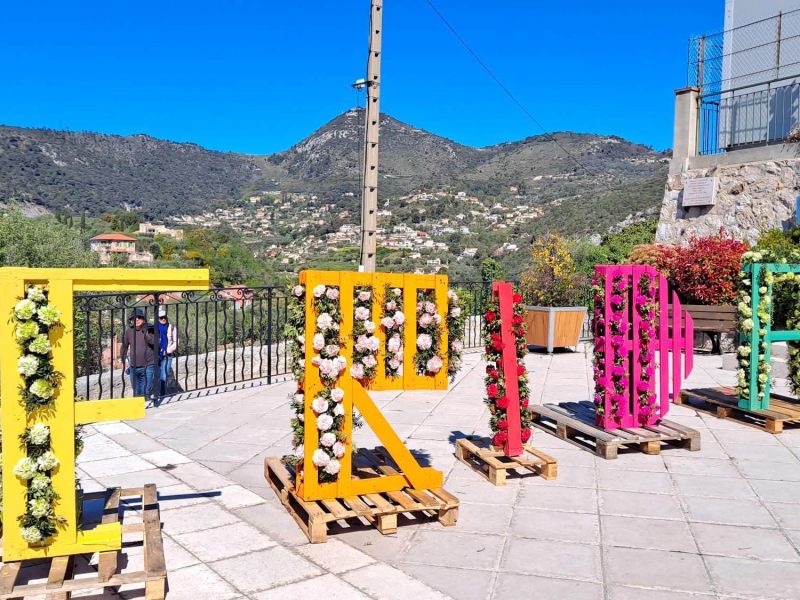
[359,0,383,272]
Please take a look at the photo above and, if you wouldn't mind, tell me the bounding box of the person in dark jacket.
[120,308,157,397]
[156,306,178,398]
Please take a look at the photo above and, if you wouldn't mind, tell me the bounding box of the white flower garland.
[414,290,444,375]
[11,285,73,545]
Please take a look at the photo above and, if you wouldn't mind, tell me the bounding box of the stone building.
[657,1,800,244]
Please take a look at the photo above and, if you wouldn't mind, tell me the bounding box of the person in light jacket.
[157,306,178,398]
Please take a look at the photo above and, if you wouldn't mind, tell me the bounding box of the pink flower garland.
[592,274,629,420]
[635,273,658,421]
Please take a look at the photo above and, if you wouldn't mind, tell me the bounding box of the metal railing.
[699,79,800,155]
[689,8,800,94]
[74,280,594,400]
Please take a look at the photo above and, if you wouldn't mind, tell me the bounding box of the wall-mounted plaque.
[682,176,717,207]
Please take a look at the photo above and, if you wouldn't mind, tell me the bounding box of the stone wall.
[656,158,800,245]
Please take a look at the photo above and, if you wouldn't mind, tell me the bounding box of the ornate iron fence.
[74,280,593,400]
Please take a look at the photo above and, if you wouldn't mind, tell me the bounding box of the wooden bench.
[680,304,737,354]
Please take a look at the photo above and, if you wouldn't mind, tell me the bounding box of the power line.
[424,0,594,175]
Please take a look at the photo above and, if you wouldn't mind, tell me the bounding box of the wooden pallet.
[454,437,557,485]
[528,401,701,459]
[265,448,459,543]
[0,484,166,599]
[679,387,800,433]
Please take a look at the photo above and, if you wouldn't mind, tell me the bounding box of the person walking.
[120,308,157,398]
[157,306,178,398]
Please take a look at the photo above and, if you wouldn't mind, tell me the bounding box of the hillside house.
[89,233,137,265]
[138,222,184,240]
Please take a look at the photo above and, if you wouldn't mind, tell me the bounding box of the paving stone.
[767,501,800,529]
[601,515,697,553]
[444,477,521,505]
[714,428,785,446]
[95,467,180,489]
[173,521,276,562]
[435,501,512,535]
[164,563,240,600]
[79,454,154,478]
[723,442,799,464]
[607,585,716,599]
[162,534,202,570]
[683,496,777,527]
[518,484,598,513]
[749,478,800,503]
[167,462,233,489]
[295,539,376,574]
[705,555,800,598]
[494,573,603,600]
[93,421,138,435]
[161,503,239,535]
[598,469,673,494]
[671,473,756,499]
[690,522,800,561]
[157,483,219,509]
[78,434,131,463]
[211,546,321,593]
[402,530,504,570]
[234,501,310,546]
[190,440,265,463]
[735,459,800,481]
[503,537,602,581]
[663,456,740,478]
[341,563,451,600]
[595,453,668,473]
[252,574,371,599]
[600,490,683,520]
[511,508,600,544]
[336,525,417,563]
[141,448,193,467]
[400,564,493,600]
[213,484,266,509]
[523,465,596,489]
[112,431,170,454]
[605,546,712,592]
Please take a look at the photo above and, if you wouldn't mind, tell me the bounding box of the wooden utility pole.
[359,0,383,272]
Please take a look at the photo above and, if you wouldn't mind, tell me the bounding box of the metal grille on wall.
[73,281,594,401]
[690,9,800,155]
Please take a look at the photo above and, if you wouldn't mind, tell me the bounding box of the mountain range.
[0,109,669,236]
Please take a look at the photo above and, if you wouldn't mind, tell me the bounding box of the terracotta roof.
[90,233,137,241]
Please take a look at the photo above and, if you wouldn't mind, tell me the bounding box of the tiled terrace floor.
[68,346,800,599]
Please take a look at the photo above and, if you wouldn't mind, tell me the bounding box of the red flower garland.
[483,289,533,449]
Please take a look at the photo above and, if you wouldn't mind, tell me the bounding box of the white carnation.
[311,397,329,414]
[312,449,331,467]
[317,414,334,431]
[313,284,326,298]
[324,459,341,475]
[320,432,337,447]
[332,441,346,458]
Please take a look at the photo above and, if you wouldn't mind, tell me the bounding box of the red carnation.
[513,293,523,303]
[497,419,509,430]
[512,315,523,325]
[520,397,529,409]
[521,427,532,442]
[486,383,498,398]
[496,396,510,409]
[491,332,501,341]
[492,431,508,446]
[517,364,526,376]
[492,340,504,352]
[489,369,500,380]
[485,311,497,322]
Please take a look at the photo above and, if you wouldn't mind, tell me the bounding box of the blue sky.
[0,1,722,154]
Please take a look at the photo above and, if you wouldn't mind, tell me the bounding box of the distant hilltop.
[0,110,668,237]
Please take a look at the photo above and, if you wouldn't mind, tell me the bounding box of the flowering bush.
[483,289,533,449]
[447,289,465,381]
[382,286,404,378]
[415,290,444,375]
[629,233,747,305]
[521,234,587,306]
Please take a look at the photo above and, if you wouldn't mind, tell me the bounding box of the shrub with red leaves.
[668,233,748,305]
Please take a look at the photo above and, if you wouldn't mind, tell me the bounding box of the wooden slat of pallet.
[321,499,357,520]
[454,438,558,485]
[0,563,21,595]
[680,388,800,433]
[98,488,121,582]
[0,485,166,600]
